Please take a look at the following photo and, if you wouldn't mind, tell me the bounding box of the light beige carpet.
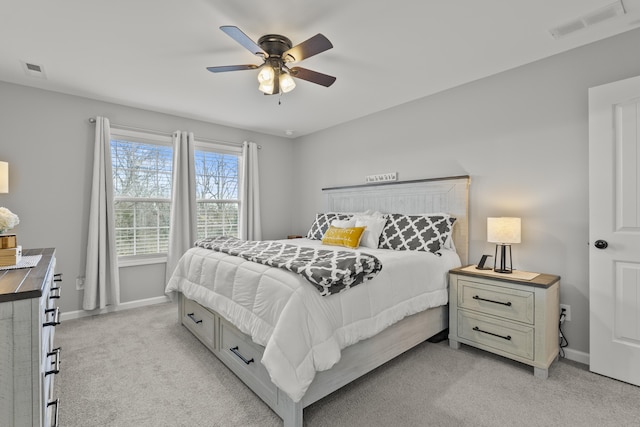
[54,302,640,426]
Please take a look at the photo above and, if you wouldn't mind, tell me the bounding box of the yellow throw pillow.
[321,226,366,248]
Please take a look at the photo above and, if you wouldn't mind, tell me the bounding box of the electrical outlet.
[76,277,85,291]
[560,304,571,322]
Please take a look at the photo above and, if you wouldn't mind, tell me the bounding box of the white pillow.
[331,218,356,228]
[355,216,387,249]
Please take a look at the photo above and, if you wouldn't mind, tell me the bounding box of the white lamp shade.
[258,82,275,94]
[280,73,296,93]
[487,217,521,244]
[0,162,7,194]
[257,66,275,84]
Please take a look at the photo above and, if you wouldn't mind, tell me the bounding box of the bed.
[165,175,470,427]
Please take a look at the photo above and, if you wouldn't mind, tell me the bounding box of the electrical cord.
[559,310,569,358]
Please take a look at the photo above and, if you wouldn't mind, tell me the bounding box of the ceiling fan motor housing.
[258,34,293,59]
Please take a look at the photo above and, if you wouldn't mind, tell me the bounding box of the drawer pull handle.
[473,295,512,306]
[47,398,60,427]
[229,346,254,365]
[50,286,62,299]
[46,347,62,376]
[54,273,63,282]
[187,312,203,324]
[473,326,512,341]
[43,307,61,327]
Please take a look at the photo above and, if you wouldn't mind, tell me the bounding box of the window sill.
[118,255,167,268]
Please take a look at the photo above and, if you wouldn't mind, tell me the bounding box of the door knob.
[594,240,608,249]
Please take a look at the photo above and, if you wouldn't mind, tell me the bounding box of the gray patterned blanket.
[195,236,383,296]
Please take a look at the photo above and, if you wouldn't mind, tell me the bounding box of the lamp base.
[493,244,513,274]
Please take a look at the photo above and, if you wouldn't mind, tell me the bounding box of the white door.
[589,75,640,386]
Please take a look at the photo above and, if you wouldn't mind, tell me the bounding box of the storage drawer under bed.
[181,297,216,350]
[218,318,277,405]
[179,296,278,405]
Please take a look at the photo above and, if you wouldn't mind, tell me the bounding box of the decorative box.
[0,245,22,266]
[0,234,17,249]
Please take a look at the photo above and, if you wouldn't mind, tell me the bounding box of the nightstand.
[448,266,560,378]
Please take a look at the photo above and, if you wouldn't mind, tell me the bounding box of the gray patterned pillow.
[378,214,456,252]
[306,213,353,240]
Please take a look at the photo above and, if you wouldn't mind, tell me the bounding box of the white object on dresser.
[448,266,560,379]
[0,248,60,427]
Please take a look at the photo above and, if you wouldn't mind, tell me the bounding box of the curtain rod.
[88,117,260,149]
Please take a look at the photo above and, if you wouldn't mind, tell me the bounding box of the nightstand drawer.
[458,310,534,360]
[458,279,534,324]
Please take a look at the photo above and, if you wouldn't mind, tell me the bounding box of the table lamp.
[0,162,8,194]
[487,217,521,273]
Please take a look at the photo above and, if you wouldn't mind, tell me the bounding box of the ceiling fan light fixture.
[258,81,275,94]
[209,26,335,96]
[257,65,275,84]
[280,72,296,93]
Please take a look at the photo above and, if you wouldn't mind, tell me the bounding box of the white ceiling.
[2,0,640,138]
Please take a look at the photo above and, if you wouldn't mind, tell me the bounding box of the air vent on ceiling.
[549,0,626,39]
[21,61,47,79]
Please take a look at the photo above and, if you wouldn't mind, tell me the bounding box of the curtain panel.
[83,116,120,310]
[165,131,197,282]
[240,141,262,241]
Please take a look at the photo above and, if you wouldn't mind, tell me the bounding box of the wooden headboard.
[322,175,470,265]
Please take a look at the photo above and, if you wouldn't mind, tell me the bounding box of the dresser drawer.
[458,279,534,324]
[43,370,57,427]
[182,298,216,349]
[218,319,276,404]
[45,397,60,427]
[457,310,534,360]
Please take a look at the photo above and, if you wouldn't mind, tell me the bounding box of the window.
[194,145,241,239]
[109,129,242,260]
[110,129,173,257]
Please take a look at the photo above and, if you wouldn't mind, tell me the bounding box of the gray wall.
[291,28,640,356]
[0,82,295,314]
[3,27,640,356]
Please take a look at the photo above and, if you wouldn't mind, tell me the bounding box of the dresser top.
[0,248,56,303]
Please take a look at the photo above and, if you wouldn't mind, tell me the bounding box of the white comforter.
[165,239,460,402]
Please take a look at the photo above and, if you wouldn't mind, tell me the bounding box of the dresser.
[448,266,560,378]
[0,248,60,427]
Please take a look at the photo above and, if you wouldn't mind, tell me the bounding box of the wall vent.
[549,0,626,39]
[21,61,47,79]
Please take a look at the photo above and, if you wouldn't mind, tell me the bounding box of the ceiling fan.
[207,26,336,95]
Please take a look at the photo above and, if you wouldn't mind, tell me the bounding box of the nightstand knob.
[594,240,608,250]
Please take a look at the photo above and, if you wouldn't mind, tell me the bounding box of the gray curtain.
[83,116,120,310]
[240,141,262,240]
[165,131,197,283]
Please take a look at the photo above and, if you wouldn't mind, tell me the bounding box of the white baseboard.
[60,295,173,322]
[561,346,590,366]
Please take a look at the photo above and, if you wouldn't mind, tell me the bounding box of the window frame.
[110,128,173,266]
[193,140,243,240]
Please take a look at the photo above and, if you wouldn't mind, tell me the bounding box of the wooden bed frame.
[177,175,470,427]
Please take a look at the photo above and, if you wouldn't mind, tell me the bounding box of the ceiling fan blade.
[290,67,336,87]
[220,26,266,57]
[283,34,333,63]
[207,64,259,73]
